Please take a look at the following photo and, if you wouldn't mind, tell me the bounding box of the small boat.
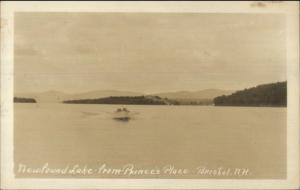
[113,108,131,121]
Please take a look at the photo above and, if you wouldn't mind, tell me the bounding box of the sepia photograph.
[13,12,288,179]
[1,1,299,190]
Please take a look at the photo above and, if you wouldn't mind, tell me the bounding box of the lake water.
[14,103,286,179]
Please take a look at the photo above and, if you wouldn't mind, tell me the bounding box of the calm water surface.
[14,103,286,178]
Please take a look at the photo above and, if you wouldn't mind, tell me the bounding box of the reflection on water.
[14,103,286,179]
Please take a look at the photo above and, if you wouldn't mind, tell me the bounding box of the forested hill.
[213,81,287,107]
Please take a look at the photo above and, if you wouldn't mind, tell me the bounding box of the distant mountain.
[153,89,233,100]
[213,81,287,107]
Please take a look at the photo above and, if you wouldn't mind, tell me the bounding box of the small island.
[213,81,287,107]
[14,97,37,103]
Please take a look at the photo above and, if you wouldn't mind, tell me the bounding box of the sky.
[14,13,286,94]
